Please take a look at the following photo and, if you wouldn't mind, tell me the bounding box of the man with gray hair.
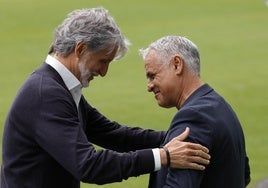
[140,36,251,187]
[0,8,210,188]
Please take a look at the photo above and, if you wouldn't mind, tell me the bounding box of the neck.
[176,77,203,109]
[53,53,79,78]
[53,54,71,68]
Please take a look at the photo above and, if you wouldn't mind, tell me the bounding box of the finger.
[200,145,209,153]
[190,149,211,160]
[176,127,190,141]
[185,162,206,171]
[188,143,209,153]
[197,150,211,161]
[190,155,210,165]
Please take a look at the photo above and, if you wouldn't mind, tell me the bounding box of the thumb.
[177,127,190,141]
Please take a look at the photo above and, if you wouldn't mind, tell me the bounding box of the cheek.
[86,61,102,73]
[84,62,92,71]
[160,79,177,99]
[163,84,174,98]
[159,77,172,91]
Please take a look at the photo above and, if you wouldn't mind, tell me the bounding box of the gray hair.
[139,36,200,75]
[49,7,130,60]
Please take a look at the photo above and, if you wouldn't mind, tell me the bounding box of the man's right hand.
[160,127,210,170]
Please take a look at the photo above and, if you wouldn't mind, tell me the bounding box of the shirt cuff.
[152,148,161,171]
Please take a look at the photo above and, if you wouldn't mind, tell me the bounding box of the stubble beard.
[78,60,92,88]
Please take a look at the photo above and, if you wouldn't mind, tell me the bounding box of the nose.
[147,81,153,92]
[99,63,109,77]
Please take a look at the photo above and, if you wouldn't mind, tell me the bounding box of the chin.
[81,81,89,88]
[158,102,172,109]
[158,102,165,108]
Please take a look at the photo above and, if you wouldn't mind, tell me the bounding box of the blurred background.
[0,0,267,187]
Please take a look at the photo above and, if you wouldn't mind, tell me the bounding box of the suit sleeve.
[30,75,156,184]
[163,108,212,187]
[79,96,166,152]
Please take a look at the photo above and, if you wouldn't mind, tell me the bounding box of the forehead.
[144,50,163,71]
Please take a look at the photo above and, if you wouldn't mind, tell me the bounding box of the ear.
[74,42,87,58]
[171,55,184,75]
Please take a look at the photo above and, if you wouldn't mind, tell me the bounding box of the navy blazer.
[1,63,165,188]
[149,84,250,188]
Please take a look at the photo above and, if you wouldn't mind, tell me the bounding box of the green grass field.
[0,0,267,187]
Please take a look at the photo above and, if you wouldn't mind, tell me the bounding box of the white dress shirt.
[45,55,82,108]
[45,55,161,171]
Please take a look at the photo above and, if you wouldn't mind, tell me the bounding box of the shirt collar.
[45,55,82,108]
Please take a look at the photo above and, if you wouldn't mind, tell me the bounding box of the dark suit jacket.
[149,84,250,188]
[1,63,165,188]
